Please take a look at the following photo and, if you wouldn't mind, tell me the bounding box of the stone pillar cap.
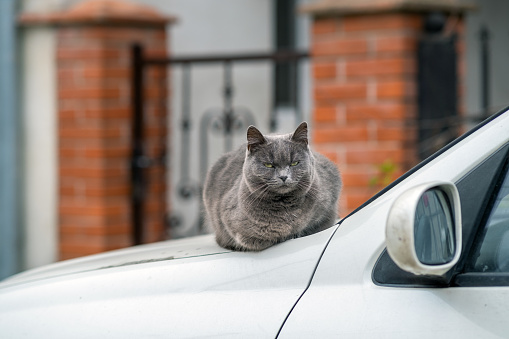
[300,0,475,16]
[19,0,176,27]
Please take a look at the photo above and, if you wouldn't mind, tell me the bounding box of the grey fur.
[203,122,342,251]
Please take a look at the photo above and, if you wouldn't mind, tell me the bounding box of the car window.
[471,166,509,272]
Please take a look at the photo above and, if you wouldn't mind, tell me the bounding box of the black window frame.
[454,151,509,287]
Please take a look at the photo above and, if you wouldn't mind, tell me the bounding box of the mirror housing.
[386,182,462,276]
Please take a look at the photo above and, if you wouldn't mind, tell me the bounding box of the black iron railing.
[417,14,496,160]
[131,45,309,244]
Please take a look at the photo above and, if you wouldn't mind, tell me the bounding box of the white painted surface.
[0,226,337,338]
[19,24,58,269]
[21,0,67,12]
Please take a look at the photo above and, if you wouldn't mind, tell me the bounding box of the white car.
[1,108,509,338]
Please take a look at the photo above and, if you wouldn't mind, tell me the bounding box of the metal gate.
[417,13,495,160]
[131,45,309,243]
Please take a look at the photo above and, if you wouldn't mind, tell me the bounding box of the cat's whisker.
[240,183,267,201]
[246,186,271,211]
[249,187,270,203]
[242,184,270,207]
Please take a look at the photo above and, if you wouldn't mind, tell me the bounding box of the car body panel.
[279,110,509,337]
[1,235,229,289]
[1,110,509,338]
[0,227,337,338]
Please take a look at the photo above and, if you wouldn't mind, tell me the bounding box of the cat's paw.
[233,233,275,252]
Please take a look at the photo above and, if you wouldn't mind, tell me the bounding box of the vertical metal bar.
[223,61,234,152]
[158,64,168,238]
[480,25,490,119]
[131,44,144,246]
[270,59,279,132]
[291,59,302,123]
[180,63,192,189]
[0,0,20,279]
[199,113,213,186]
[158,65,167,165]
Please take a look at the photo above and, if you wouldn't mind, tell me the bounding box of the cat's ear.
[291,122,308,145]
[247,126,267,152]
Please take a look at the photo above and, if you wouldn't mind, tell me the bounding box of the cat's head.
[243,122,314,194]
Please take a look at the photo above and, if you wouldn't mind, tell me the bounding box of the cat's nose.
[279,176,288,182]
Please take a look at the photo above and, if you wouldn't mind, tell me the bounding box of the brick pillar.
[20,0,173,260]
[302,1,468,216]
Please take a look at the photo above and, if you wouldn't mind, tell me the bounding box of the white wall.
[20,28,58,269]
[19,0,65,269]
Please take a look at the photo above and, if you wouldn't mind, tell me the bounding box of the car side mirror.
[386,182,462,276]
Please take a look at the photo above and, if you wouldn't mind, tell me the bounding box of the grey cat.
[203,122,342,251]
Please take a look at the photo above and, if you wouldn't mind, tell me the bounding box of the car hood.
[0,227,337,338]
[0,234,228,289]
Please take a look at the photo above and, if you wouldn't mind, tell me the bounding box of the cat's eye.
[264,163,273,168]
[291,161,299,166]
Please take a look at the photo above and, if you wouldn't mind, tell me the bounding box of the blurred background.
[1,0,508,279]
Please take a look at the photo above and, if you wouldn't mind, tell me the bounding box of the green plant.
[369,159,399,189]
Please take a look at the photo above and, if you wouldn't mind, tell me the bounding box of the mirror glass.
[414,188,456,265]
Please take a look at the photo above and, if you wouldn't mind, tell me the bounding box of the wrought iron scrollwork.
[132,46,309,240]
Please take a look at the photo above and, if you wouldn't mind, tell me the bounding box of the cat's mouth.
[271,182,297,193]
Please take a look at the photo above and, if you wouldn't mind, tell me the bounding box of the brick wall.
[21,0,172,260]
[58,27,168,259]
[310,13,422,216]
